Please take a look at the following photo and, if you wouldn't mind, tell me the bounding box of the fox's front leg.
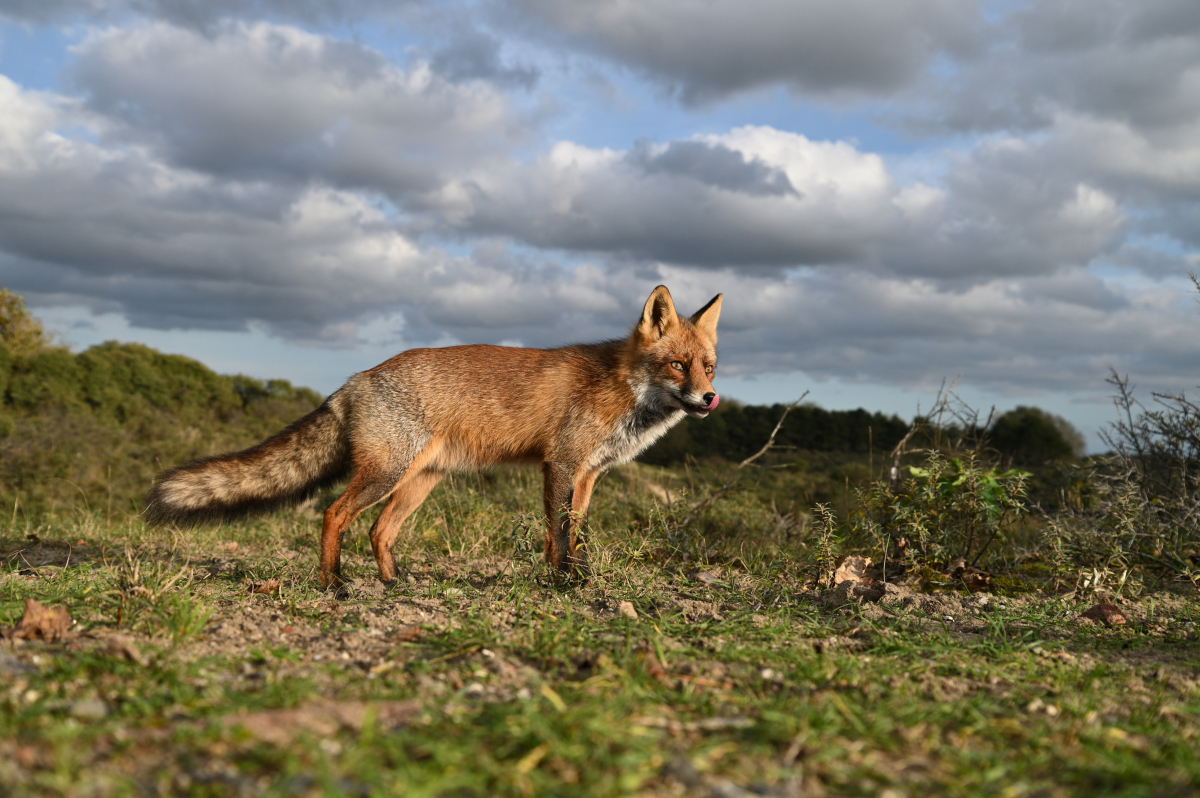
[542,463,593,576]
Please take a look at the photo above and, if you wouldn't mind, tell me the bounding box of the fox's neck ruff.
[584,374,685,472]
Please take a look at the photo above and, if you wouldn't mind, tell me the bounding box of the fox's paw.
[319,570,350,598]
[566,543,590,580]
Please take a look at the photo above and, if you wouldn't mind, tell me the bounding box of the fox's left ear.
[689,294,722,345]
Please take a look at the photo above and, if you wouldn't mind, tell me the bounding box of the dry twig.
[682,391,809,526]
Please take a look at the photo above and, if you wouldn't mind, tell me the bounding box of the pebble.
[69,699,109,720]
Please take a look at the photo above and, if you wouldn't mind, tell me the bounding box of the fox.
[144,285,721,588]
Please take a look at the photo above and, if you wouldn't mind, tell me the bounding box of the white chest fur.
[587,387,685,472]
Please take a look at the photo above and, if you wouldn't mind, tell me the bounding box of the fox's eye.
[670,361,684,371]
[705,365,714,375]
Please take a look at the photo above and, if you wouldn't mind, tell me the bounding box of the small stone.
[618,601,638,620]
[69,698,109,720]
[942,615,954,623]
[463,682,485,699]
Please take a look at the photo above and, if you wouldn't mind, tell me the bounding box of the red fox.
[145,285,721,587]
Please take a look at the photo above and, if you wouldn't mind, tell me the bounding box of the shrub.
[988,406,1085,464]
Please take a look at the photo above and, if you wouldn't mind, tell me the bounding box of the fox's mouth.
[680,393,719,418]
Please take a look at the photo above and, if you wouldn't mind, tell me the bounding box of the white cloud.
[70,21,525,197]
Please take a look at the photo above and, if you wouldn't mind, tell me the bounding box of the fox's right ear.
[689,294,722,345]
[637,285,680,340]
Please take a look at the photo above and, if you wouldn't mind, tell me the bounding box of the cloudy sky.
[2,0,1199,448]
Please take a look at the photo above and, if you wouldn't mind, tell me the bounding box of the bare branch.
[682,391,809,527]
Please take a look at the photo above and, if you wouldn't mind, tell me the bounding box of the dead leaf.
[100,633,149,666]
[223,699,421,745]
[947,560,992,591]
[618,601,639,620]
[245,579,280,595]
[640,650,667,679]
[4,599,71,642]
[392,624,421,642]
[695,570,724,587]
[833,556,872,586]
[1080,602,1128,627]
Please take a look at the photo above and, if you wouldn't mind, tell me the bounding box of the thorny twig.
[681,391,809,527]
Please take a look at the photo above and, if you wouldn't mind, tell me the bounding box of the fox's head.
[632,285,722,419]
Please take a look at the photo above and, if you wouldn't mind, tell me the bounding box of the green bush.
[988,406,1084,465]
[8,347,84,410]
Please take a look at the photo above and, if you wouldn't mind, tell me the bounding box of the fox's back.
[346,342,635,466]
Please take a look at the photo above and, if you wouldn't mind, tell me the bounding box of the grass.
[1,464,1197,797]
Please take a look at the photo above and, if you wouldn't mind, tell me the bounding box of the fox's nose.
[702,392,718,409]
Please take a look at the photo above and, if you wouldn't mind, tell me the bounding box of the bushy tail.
[144,397,352,526]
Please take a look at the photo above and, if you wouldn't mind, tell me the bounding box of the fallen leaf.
[1080,602,1128,627]
[392,624,421,642]
[223,700,421,745]
[833,556,872,586]
[695,570,724,587]
[640,651,667,679]
[100,633,149,666]
[947,559,992,590]
[245,579,281,595]
[515,743,550,774]
[618,601,639,620]
[4,599,71,642]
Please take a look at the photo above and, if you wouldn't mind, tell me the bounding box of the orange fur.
[146,285,722,587]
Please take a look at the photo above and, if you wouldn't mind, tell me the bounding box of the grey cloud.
[899,0,1200,138]
[430,128,1125,282]
[0,0,409,27]
[503,0,980,103]
[68,21,523,195]
[704,269,1200,396]
[1106,244,1200,279]
[429,28,540,90]
[0,79,637,346]
[627,140,798,198]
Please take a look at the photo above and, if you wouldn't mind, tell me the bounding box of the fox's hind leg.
[368,469,444,584]
[320,438,441,588]
[320,465,399,589]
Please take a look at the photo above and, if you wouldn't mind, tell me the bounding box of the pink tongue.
[704,394,719,411]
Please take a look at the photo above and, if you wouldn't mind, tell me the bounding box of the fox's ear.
[689,293,722,345]
[637,285,680,340]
